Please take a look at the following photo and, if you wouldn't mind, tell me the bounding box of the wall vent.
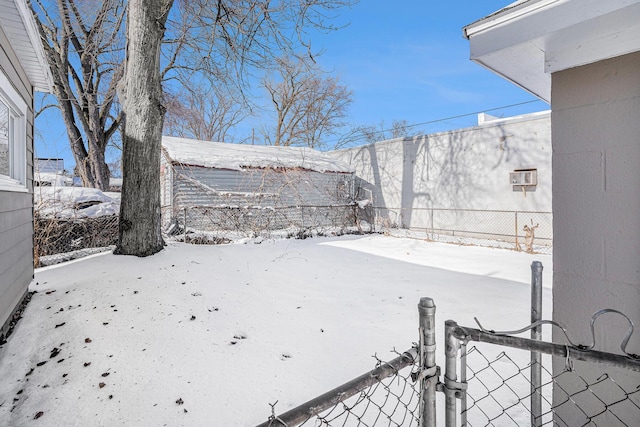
[510,169,537,192]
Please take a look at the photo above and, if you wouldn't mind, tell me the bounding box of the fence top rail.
[254,347,418,427]
[180,203,356,210]
[449,321,640,373]
[370,207,552,214]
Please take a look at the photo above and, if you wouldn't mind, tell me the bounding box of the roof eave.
[463,0,640,104]
[1,0,54,93]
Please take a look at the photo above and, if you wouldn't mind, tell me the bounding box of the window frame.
[0,69,28,193]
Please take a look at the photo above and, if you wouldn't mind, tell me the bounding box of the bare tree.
[355,119,421,145]
[163,85,249,142]
[116,0,172,256]
[261,58,352,149]
[29,0,126,190]
[33,0,356,255]
[119,0,355,255]
[30,0,356,191]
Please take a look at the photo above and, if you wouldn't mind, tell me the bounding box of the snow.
[162,136,355,173]
[35,187,120,218]
[0,235,552,426]
[34,173,72,187]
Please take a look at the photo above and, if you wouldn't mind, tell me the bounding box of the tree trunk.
[115,0,173,256]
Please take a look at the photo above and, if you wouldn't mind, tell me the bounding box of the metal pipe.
[445,320,460,427]
[183,207,187,242]
[450,325,640,372]
[515,211,519,250]
[419,297,437,427]
[254,348,418,427]
[530,261,544,426]
[459,340,468,427]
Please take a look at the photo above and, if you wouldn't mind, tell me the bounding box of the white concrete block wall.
[551,51,640,354]
[331,113,552,233]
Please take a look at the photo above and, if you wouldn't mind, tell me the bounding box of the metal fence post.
[430,208,434,240]
[459,338,468,427]
[445,320,461,427]
[418,297,437,427]
[183,207,187,243]
[515,211,519,250]
[530,261,544,426]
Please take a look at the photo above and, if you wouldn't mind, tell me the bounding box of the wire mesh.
[164,164,360,241]
[263,349,421,427]
[368,207,552,255]
[172,204,358,242]
[33,214,119,267]
[462,345,640,427]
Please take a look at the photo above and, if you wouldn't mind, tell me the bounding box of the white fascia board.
[465,0,637,49]
[464,0,640,102]
[13,0,53,93]
[464,0,561,40]
[544,3,640,73]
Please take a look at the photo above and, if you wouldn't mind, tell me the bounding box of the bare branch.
[261,57,352,149]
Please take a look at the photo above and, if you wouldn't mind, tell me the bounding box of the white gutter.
[463,0,562,39]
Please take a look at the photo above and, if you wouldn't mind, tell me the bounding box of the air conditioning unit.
[510,169,537,191]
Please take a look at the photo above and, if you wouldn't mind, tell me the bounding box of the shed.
[0,0,52,338]
[36,157,65,174]
[160,136,355,236]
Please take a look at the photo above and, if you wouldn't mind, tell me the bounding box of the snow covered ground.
[0,235,552,426]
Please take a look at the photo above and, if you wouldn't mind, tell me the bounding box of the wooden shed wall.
[164,164,355,232]
[172,165,354,208]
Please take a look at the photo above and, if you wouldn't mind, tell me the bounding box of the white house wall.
[332,113,552,237]
[550,53,640,421]
[0,21,35,336]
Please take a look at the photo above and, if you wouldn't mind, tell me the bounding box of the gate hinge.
[411,365,440,384]
[440,377,468,398]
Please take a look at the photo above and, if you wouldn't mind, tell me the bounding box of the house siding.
[551,51,640,424]
[552,51,640,350]
[0,23,35,336]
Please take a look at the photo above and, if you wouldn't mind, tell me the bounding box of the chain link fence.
[168,204,553,254]
[256,298,437,427]
[461,346,640,426]
[33,214,119,267]
[262,349,421,427]
[366,207,552,254]
[32,186,121,267]
[446,317,640,427]
[257,288,640,427]
[167,204,359,242]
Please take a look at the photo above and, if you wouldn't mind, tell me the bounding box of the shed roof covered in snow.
[162,136,354,174]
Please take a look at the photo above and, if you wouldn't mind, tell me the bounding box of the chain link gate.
[257,264,640,427]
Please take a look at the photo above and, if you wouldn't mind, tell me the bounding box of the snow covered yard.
[0,235,552,426]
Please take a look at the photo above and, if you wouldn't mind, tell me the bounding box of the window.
[0,98,9,175]
[0,69,27,192]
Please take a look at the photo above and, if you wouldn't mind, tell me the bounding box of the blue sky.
[34,0,549,171]
[311,1,548,136]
